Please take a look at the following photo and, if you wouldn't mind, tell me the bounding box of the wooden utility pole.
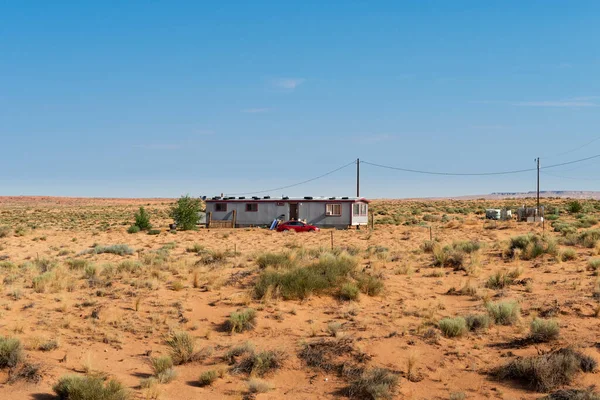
[536,157,540,216]
[356,158,360,197]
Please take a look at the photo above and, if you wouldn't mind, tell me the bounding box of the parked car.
[276,220,320,232]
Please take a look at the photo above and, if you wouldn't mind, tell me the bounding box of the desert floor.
[0,197,599,400]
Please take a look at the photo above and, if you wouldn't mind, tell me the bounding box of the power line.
[225,160,357,196]
[541,171,600,181]
[360,161,536,176]
[541,135,600,159]
[361,153,600,176]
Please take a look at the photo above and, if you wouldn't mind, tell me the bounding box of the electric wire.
[361,153,600,176]
[224,160,357,196]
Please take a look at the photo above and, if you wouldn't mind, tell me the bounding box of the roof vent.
[228,197,235,200]
[342,197,349,200]
[238,197,246,200]
[329,197,336,200]
[304,196,313,200]
[263,196,271,199]
[252,196,260,200]
[282,196,289,200]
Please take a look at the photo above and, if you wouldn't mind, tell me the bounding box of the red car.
[276,220,320,232]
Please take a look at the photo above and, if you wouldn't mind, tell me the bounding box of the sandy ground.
[0,197,599,400]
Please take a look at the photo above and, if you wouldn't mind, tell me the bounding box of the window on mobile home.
[326,203,341,216]
[353,203,368,216]
[245,203,258,212]
[215,203,227,212]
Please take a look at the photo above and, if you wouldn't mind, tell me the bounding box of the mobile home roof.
[205,196,369,203]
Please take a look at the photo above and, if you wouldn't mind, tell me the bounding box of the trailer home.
[205,196,369,229]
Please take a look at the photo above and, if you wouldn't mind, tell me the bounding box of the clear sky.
[2,1,600,198]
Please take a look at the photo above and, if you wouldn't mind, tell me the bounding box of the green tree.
[170,195,202,230]
[134,206,152,230]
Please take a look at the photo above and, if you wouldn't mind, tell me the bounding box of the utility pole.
[356,158,360,197]
[536,157,540,216]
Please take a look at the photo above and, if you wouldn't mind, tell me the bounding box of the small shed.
[205,196,369,229]
[517,206,544,222]
[485,209,512,221]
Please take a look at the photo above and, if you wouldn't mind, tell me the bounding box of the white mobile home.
[205,196,369,229]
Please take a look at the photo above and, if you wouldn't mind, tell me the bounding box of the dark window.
[246,203,258,212]
[326,203,342,216]
[215,203,227,212]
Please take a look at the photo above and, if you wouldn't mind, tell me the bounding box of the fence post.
[331,231,334,250]
[232,210,237,228]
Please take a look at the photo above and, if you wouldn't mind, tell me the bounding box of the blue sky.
[1,1,600,198]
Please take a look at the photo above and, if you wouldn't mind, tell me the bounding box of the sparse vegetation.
[227,308,257,333]
[0,337,23,369]
[53,375,130,400]
[346,367,399,400]
[439,317,467,338]
[150,355,176,383]
[493,347,597,392]
[486,301,520,325]
[232,350,286,377]
[529,318,560,342]
[165,331,196,365]
[80,244,134,256]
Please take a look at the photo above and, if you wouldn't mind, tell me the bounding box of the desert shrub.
[452,240,481,254]
[254,253,357,300]
[117,260,142,274]
[509,235,557,260]
[224,342,255,364]
[227,308,257,333]
[486,301,520,325]
[493,348,597,392]
[166,332,195,365]
[66,259,89,270]
[432,246,466,269]
[546,214,560,221]
[576,216,598,229]
[438,317,467,338]
[543,388,600,400]
[578,230,600,249]
[561,248,577,262]
[134,206,152,231]
[423,214,441,222]
[198,370,220,387]
[529,318,560,342]
[553,222,577,235]
[0,337,23,368]
[127,225,140,234]
[150,355,176,383]
[588,259,600,275]
[0,261,16,270]
[567,201,583,214]
[256,253,295,269]
[32,272,54,293]
[39,339,59,352]
[53,375,130,400]
[8,362,43,384]
[346,367,399,400]
[339,282,360,301]
[356,274,384,296]
[147,229,161,235]
[247,378,272,393]
[0,226,11,238]
[232,350,286,377]
[464,314,490,331]
[449,393,467,400]
[81,244,134,256]
[170,195,202,231]
[421,240,437,253]
[486,268,521,289]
